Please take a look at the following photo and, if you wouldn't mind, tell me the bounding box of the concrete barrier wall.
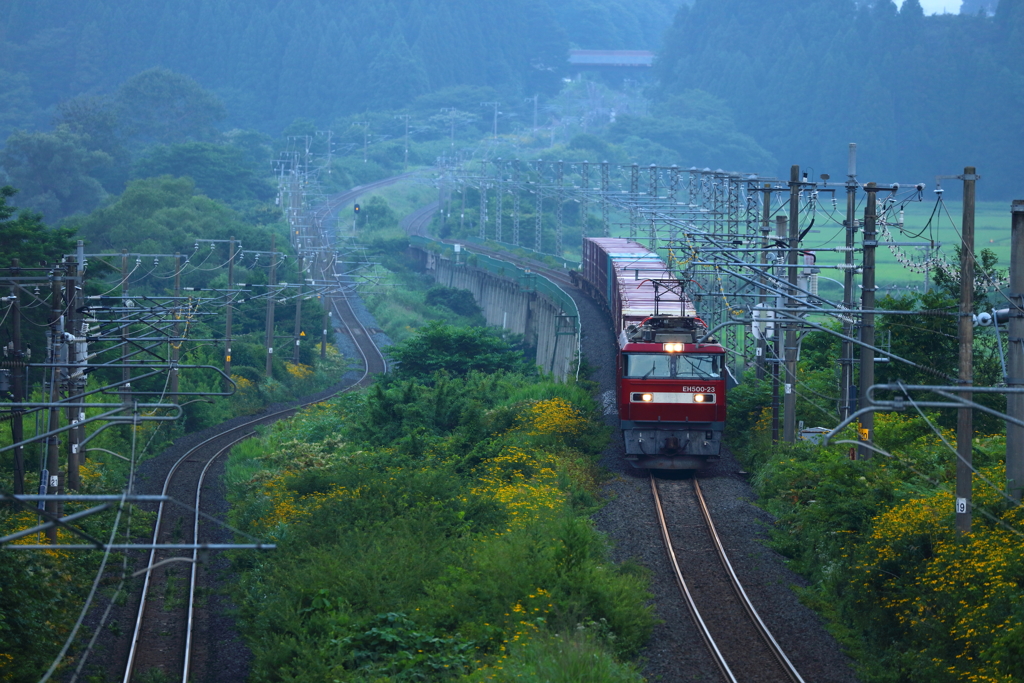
[416,248,578,381]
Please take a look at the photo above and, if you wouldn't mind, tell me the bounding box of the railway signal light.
[353,204,360,214]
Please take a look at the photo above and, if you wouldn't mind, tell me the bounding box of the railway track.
[120,178,393,683]
[651,475,805,683]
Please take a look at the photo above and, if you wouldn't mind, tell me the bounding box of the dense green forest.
[654,0,1024,196]
[0,0,679,139]
[3,0,1021,196]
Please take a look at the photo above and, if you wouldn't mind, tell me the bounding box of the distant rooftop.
[568,50,655,67]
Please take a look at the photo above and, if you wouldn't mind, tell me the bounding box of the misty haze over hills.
[1,0,1021,199]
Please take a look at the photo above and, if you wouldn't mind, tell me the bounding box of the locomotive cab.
[617,316,726,469]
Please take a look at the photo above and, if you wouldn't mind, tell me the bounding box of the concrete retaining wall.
[415,248,578,381]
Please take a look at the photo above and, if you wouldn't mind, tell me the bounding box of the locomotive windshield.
[624,354,721,379]
[625,354,672,378]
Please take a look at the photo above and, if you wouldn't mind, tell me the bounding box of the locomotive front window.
[675,354,721,379]
[625,354,672,378]
[624,353,722,379]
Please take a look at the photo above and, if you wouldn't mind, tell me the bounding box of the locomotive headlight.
[642,393,653,402]
[663,342,683,352]
[692,393,715,403]
[694,394,705,403]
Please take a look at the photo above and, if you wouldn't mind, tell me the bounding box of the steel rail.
[649,475,737,683]
[182,430,253,683]
[692,478,805,683]
[122,179,395,682]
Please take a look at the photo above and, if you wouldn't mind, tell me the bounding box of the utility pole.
[859,183,880,459]
[495,159,504,243]
[441,108,457,153]
[956,167,978,534]
[527,94,538,131]
[772,214,786,444]
[121,250,131,405]
[396,114,411,169]
[265,235,277,379]
[45,269,63,542]
[169,252,181,402]
[64,254,80,491]
[840,144,858,421]
[556,160,564,256]
[581,161,589,239]
[783,166,800,443]
[513,159,521,246]
[359,121,369,163]
[756,183,771,380]
[9,259,25,494]
[225,237,235,386]
[481,102,500,138]
[293,252,304,364]
[601,161,610,236]
[321,307,331,361]
[1007,199,1024,504]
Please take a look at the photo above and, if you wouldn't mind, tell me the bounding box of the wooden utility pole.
[859,183,879,459]
[265,235,278,378]
[1007,199,1024,504]
[840,144,858,421]
[9,260,25,494]
[783,166,800,443]
[956,167,978,534]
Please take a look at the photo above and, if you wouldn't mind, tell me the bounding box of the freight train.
[576,238,729,470]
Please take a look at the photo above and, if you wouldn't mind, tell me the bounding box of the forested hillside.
[655,0,1024,196]
[0,0,680,139]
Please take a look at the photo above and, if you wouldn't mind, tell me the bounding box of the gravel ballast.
[567,284,862,683]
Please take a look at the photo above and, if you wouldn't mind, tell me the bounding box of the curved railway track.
[651,475,805,683]
[120,177,394,683]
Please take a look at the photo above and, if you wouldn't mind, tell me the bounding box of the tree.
[386,322,535,381]
[0,126,112,221]
[0,186,76,268]
[133,142,275,204]
[53,94,131,193]
[116,67,226,146]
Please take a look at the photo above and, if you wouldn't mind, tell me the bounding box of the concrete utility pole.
[956,167,978,534]
[840,144,858,421]
[64,253,80,491]
[121,250,130,405]
[45,270,63,542]
[169,252,181,402]
[265,235,277,379]
[756,183,771,381]
[772,214,786,444]
[859,183,880,459]
[9,259,25,494]
[1007,199,1024,504]
[783,166,800,443]
[481,102,500,138]
[293,252,304,364]
[396,114,411,169]
[225,237,235,386]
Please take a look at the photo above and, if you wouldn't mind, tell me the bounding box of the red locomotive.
[579,238,728,469]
